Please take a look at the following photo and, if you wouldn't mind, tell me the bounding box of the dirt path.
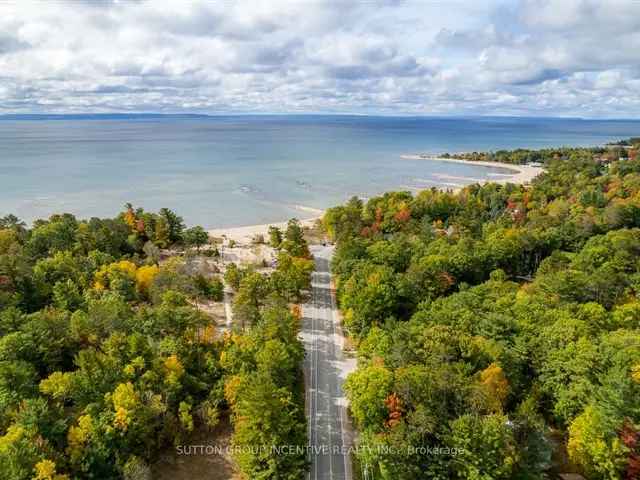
[151,417,239,480]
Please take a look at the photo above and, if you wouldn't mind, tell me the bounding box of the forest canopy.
[0,206,311,479]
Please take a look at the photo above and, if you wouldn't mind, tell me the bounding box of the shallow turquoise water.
[1,115,639,228]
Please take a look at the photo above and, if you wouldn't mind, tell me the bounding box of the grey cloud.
[0,33,29,54]
[505,68,566,86]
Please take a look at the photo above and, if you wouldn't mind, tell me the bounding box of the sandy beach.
[210,156,544,242]
[400,154,545,186]
[208,217,321,244]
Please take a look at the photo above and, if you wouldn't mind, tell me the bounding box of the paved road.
[302,245,355,480]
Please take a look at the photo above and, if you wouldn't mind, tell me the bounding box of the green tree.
[233,272,271,328]
[339,263,398,337]
[183,226,209,252]
[223,263,243,292]
[323,196,364,241]
[268,226,283,248]
[344,364,393,429]
[281,219,310,258]
[158,208,185,244]
[448,414,519,480]
[270,253,313,302]
[26,214,78,260]
[567,405,628,480]
[230,373,307,479]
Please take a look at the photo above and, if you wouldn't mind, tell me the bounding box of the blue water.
[1,115,639,228]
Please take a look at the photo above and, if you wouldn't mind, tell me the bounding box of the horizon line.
[1,112,640,122]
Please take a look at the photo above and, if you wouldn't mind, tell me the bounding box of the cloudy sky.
[1,0,639,117]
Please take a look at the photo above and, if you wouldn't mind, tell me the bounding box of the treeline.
[608,138,640,147]
[441,143,636,165]
[0,206,311,479]
[325,142,640,479]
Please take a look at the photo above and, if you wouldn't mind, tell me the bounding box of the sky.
[0,0,639,117]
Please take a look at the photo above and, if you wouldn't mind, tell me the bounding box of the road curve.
[302,245,355,480]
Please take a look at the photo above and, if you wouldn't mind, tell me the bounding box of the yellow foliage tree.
[135,264,158,297]
[164,354,185,381]
[66,414,93,464]
[111,382,139,431]
[123,206,137,230]
[224,375,243,408]
[39,371,74,402]
[94,260,137,291]
[480,363,510,412]
[33,459,69,480]
[201,324,216,344]
[0,424,25,453]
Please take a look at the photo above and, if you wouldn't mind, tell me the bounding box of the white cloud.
[0,0,638,116]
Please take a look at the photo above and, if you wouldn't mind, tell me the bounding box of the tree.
[158,208,185,244]
[77,218,131,257]
[208,277,224,301]
[339,263,398,338]
[344,364,393,430]
[270,253,313,302]
[154,217,170,248]
[0,360,39,413]
[26,214,78,259]
[224,263,243,291]
[183,226,209,251]
[230,372,307,479]
[479,363,510,413]
[537,336,599,425]
[323,196,364,241]
[52,279,83,311]
[143,241,160,265]
[94,260,138,301]
[447,414,518,480]
[33,250,90,301]
[256,339,300,388]
[233,272,271,328]
[194,274,223,302]
[268,226,283,248]
[281,219,310,258]
[567,405,628,479]
[135,265,159,299]
[0,214,26,231]
[0,424,48,480]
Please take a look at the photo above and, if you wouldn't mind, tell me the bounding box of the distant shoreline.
[3,113,640,123]
[211,155,544,242]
